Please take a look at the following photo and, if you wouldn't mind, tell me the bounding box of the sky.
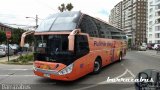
[0,0,122,29]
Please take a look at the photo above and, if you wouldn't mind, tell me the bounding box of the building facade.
[109,1,123,29]
[148,0,160,44]
[0,23,12,32]
[109,0,148,45]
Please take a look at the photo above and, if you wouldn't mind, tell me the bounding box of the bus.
[20,11,127,81]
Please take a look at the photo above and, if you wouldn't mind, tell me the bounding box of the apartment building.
[148,0,160,43]
[109,1,123,29]
[109,0,147,45]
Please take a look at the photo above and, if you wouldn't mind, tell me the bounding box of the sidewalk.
[0,55,20,63]
[0,52,33,63]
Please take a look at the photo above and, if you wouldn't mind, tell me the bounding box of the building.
[109,0,148,45]
[109,1,123,29]
[0,23,12,32]
[148,0,160,44]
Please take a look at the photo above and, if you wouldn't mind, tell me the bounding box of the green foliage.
[58,3,74,12]
[0,30,6,43]
[19,54,33,64]
[16,54,33,64]
[66,3,73,11]
[26,34,34,44]
[10,28,25,44]
[128,38,132,48]
[9,28,34,45]
[0,27,34,45]
[58,3,66,12]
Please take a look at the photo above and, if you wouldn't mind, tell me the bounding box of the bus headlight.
[58,64,73,75]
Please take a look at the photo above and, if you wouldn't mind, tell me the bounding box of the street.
[0,50,160,90]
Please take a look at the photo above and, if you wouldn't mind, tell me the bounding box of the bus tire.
[119,52,123,62]
[93,58,101,74]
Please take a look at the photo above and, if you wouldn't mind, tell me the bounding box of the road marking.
[126,69,135,78]
[0,69,32,71]
[98,69,134,84]
[74,69,135,90]
[121,63,135,78]
[0,75,35,77]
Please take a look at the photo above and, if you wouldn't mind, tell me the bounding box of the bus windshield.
[34,34,89,65]
[36,11,81,32]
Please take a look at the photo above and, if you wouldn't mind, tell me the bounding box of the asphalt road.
[0,51,160,90]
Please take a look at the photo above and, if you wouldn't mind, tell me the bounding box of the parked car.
[9,44,20,54]
[138,45,147,51]
[152,44,160,50]
[0,46,6,56]
[147,43,155,50]
[0,45,14,56]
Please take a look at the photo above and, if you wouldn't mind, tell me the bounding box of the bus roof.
[36,11,125,34]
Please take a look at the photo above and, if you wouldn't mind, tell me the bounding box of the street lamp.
[26,15,38,29]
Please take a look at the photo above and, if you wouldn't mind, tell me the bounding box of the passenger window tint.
[79,15,99,37]
[78,15,125,40]
[75,35,89,55]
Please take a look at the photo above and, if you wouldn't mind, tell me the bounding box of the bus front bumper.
[33,67,76,81]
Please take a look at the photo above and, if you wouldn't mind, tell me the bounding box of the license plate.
[44,73,50,77]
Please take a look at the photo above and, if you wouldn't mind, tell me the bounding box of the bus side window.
[76,35,89,54]
[79,15,99,37]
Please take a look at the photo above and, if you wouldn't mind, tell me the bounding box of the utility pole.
[35,15,38,29]
[132,28,135,46]
[26,14,39,29]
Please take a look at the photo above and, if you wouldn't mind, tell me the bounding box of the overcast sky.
[0,0,122,28]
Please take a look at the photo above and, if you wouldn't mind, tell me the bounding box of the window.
[79,15,99,37]
[37,11,80,32]
[155,4,160,10]
[155,18,160,24]
[155,26,160,31]
[149,1,153,5]
[149,41,152,43]
[155,33,160,38]
[149,8,153,13]
[75,35,89,54]
[149,15,152,18]
[155,40,160,43]
[149,34,152,38]
[156,0,160,2]
[155,11,160,16]
[133,0,136,3]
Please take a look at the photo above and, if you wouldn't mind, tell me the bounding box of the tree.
[0,30,6,44]
[128,38,132,48]
[58,3,74,12]
[66,3,73,11]
[10,28,24,44]
[10,28,34,45]
[58,3,66,12]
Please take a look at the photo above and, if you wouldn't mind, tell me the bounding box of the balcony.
[155,4,160,11]
[155,18,160,24]
[155,11,160,19]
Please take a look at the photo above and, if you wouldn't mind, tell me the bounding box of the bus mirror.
[68,35,75,52]
[68,29,81,52]
[20,30,35,47]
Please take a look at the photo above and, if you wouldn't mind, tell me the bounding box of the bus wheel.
[119,53,122,62]
[93,58,101,74]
